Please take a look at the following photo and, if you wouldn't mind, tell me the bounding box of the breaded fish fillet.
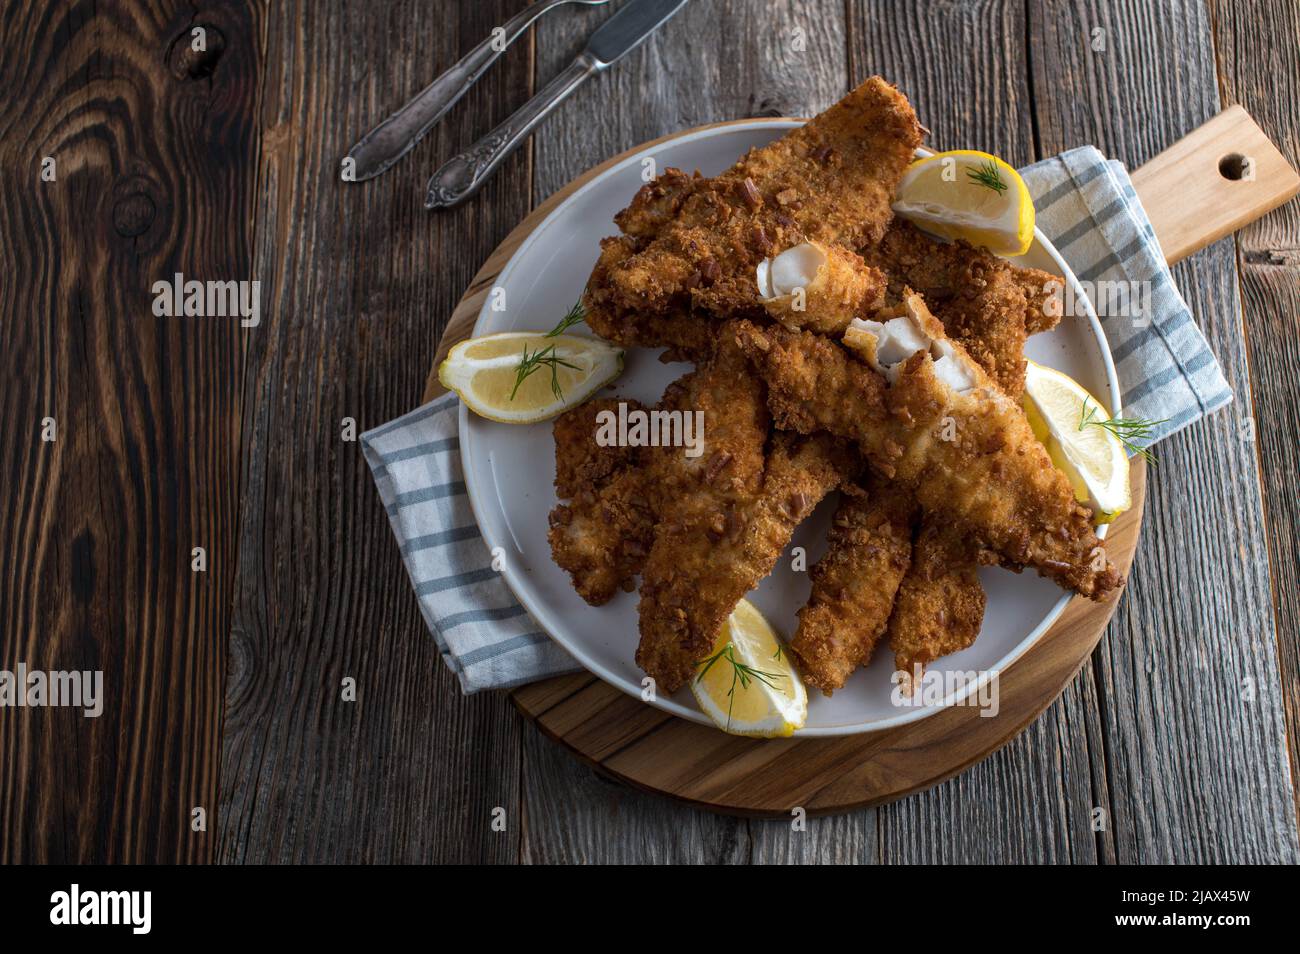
[552,396,643,499]
[613,167,704,240]
[637,431,854,693]
[548,337,772,605]
[584,236,722,361]
[866,229,1050,684]
[863,220,1060,395]
[548,398,655,605]
[730,304,1122,600]
[757,241,885,336]
[790,481,915,694]
[759,230,1054,692]
[888,518,987,685]
[871,238,1061,684]
[585,77,921,348]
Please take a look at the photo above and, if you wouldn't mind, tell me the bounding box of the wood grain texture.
[849,0,1114,864]
[214,0,532,864]
[0,0,262,863]
[531,0,849,204]
[1029,0,1296,863]
[1208,0,1300,833]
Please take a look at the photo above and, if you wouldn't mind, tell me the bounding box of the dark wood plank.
[0,0,262,862]
[532,0,851,202]
[520,729,750,863]
[214,0,533,863]
[1208,0,1300,834]
[1028,0,1297,862]
[849,0,1039,160]
[747,810,880,863]
[850,0,1112,864]
[519,0,868,863]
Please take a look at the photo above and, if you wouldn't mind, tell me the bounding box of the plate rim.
[459,118,1120,736]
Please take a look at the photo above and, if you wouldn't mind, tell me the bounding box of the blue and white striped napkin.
[363,146,1232,693]
[361,397,579,692]
[1022,146,1232,436]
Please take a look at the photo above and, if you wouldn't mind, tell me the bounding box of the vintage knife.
[425,0,690,209]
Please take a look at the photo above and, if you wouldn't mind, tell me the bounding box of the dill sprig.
[507,296,587,402]
[696,642,786,730]
[1079,398,1167,464]
[967,159,1009,195]
[546,297,587,337]
[510,343,580,402]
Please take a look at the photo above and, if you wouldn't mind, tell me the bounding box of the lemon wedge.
[1023,360,1131,524]
[691,599,807,738]
[893,150,1035,256]
[438,332,623,424]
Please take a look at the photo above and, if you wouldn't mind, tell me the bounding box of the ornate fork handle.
[425,54,601,209]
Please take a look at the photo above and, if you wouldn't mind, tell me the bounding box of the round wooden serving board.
[424,109,1297,817]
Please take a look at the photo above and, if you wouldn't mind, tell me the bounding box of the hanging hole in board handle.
[1130,106,1299,263]
[1218,153,1252,181]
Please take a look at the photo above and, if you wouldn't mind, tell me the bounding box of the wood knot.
[112,192,156,237]
[169,24,226,79]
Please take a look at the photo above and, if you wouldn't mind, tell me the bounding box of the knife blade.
[585,0,689,66]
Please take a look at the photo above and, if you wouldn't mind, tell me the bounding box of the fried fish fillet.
[548,337,771,605]
[584,236,721,360]
[585,76,921,350]
[730,301,1122,600]
[552,396,643,499]
[791,252,1023,694]
[863,220,1060,395]
[887,518,987,684]
[584,172,723,359]
[864,227,1048,683]
[637,431,854,693]
[790,480,915,694]
[614,167,704,240]
[548,398,655,605]
[642,340,772,514]
[757,241,885,335]
[866,233,1060,685]
[1018,271,1062,335]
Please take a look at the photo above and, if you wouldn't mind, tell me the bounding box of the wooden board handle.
[1131,105,1300,265]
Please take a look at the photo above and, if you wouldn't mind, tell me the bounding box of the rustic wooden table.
[2,0,1297,864]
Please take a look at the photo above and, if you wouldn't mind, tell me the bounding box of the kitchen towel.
[1020,146,1232,436]
[362,144,1233,693]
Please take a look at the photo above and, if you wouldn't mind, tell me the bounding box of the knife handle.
[425,54,601,209]
[347,0,581,182]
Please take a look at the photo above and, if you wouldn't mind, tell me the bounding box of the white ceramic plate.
[459,120,1119,736]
